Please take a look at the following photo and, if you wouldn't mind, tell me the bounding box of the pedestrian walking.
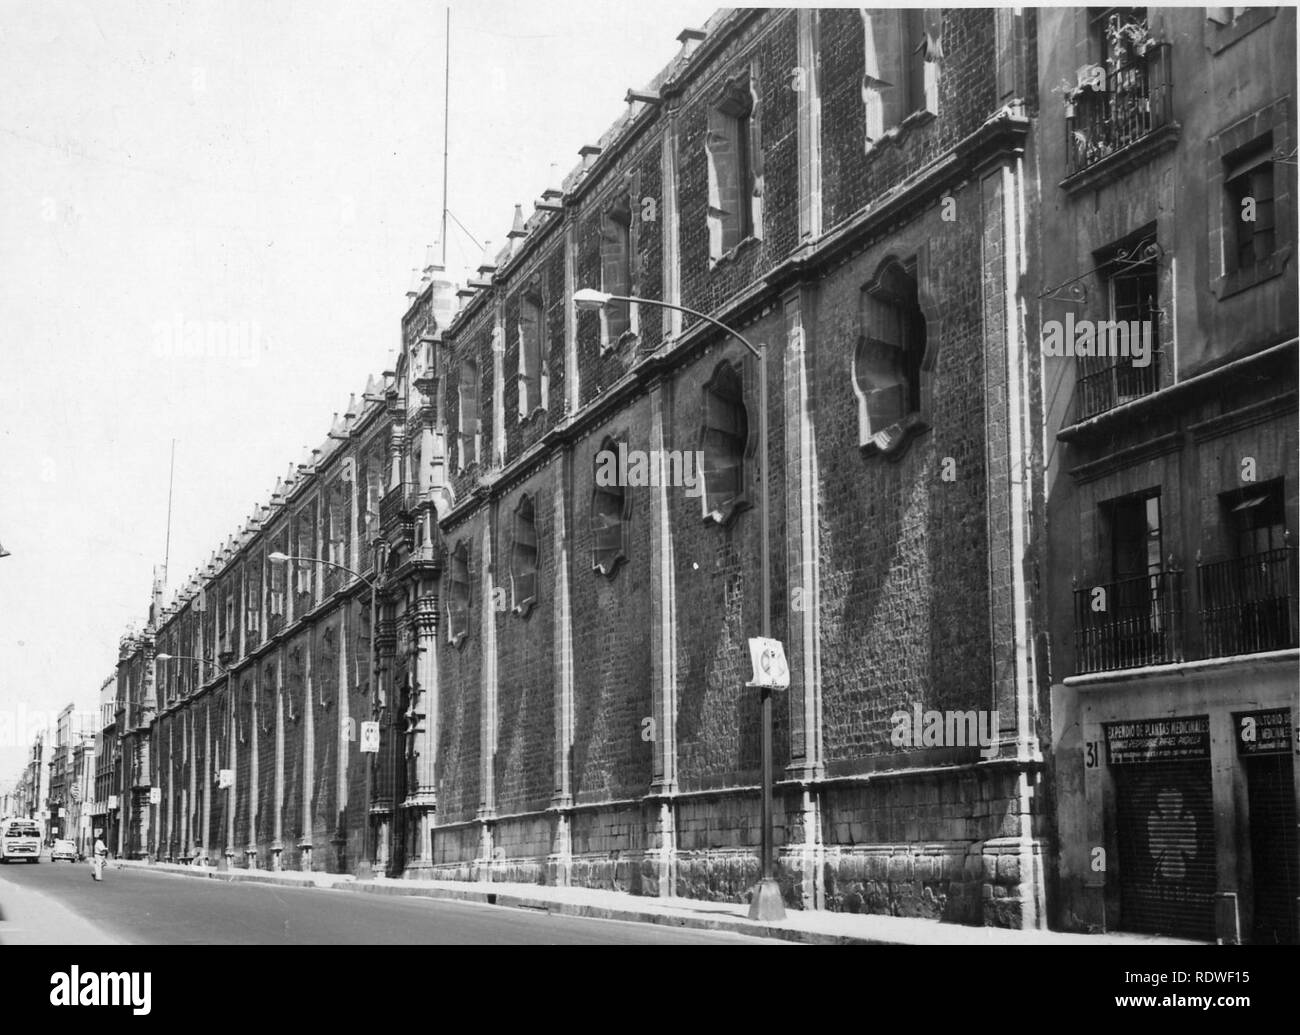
[91,835,107,882]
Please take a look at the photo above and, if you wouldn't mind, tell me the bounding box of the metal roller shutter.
[1247,754,1299,945]
[1114,761,1217,939]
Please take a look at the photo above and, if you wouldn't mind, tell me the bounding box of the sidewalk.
[0,870,122,945]
[116,860,1201,946]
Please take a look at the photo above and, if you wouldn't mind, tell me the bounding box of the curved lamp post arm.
[583,291,762,360]
[267,552,378,589]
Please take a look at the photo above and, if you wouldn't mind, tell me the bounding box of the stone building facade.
[1040,6,1298,944]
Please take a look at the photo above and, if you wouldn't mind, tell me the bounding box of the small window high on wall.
[860,8,942,150]
[853,259,926,451]
[592,437,630,576]
[511,494,539,616]
[599,199,635,348]
[518,289,547,418]
[699,362,750,525]
[448,540,470,644]
[706,71,760,261]
[458,358,480,470]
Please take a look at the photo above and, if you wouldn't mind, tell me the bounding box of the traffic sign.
[360,721,380,753]
[745,637,790,689]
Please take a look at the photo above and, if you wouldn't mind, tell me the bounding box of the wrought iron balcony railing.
[1198,547,1299,658]
[1065,42,1173,178]
[1073,569,1184,674]
[1076,345,1163,421]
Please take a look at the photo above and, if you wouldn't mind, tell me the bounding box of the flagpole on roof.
[441,6,451,269]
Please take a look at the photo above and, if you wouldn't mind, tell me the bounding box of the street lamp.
[267,550,383,878]
[155,652,230,866]
[572,288,784,921]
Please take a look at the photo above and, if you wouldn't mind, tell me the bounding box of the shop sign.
[1104,716,1210,764]
[1233,708,1293,757]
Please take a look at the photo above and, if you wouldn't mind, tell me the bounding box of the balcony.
[1076,346,1162,421]
[1073,569,1184,674]
[1064,42,1174,181]
[1198,547,1299,658]
[378,482,418,529]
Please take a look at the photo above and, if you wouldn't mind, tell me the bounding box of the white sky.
[0,0,719,786]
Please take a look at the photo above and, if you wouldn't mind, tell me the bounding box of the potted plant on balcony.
[1105,13,1159,69]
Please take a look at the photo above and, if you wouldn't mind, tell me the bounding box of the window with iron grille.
[1077,230,1161,418]
[1224,134,1276,273]
[699,362,749,525]
[592,437,630,576]
[510,494,539,615]
[1200,481,1297,657]
[1075,488,1183,673]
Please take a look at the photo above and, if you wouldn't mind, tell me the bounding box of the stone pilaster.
[476,515,499,879]
[299,637,314,872]
[372,604,398,872]
[782,285,825,908]
[402,584,440,874]
[271,671,284,872]
[645,377,678,896]
[548,447,575,886]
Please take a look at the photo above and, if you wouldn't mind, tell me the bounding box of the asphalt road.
[0,855,784,945]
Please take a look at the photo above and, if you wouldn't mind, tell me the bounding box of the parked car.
[50,839,78,862]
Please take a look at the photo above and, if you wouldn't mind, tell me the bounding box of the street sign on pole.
[360,721,380,753]
[148,787,161,805]
[218,769,233,789]
[745,637,790,689]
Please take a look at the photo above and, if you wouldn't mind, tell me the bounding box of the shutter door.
[1247,754,1299,944]
[1114,761,1217,939]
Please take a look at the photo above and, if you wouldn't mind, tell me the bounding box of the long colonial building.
[102,7,1297,938]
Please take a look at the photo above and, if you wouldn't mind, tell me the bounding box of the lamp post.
[268,550,382,878]
[572,288,784,921]
[154,652,229,866]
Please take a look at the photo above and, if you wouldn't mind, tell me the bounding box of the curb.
[114,861,864,944]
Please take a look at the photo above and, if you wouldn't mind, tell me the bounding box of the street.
[0,856,786,945]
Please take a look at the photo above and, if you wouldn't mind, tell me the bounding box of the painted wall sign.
[1233,708,1293,756]
[1104,716,1210,764]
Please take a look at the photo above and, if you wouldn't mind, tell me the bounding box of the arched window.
[510,494,539,615]
[854,258,927,453]
[448,540,470,644]
[592,438,630,576]
[599,199,635,348]
[699,362,750,524]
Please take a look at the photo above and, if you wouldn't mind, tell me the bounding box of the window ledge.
[860,413,929,459]
[702,496,751,528]
[1059,121,1181,195]
[709,234,760,271]
[512,598,537,619]
[600,328,638,356]
[1212,246,1292,300]
[1206,8,1275,55]
[448,629,469,649]
[865,109,937,157]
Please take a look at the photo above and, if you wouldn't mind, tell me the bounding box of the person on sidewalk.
[91,835,107,882]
